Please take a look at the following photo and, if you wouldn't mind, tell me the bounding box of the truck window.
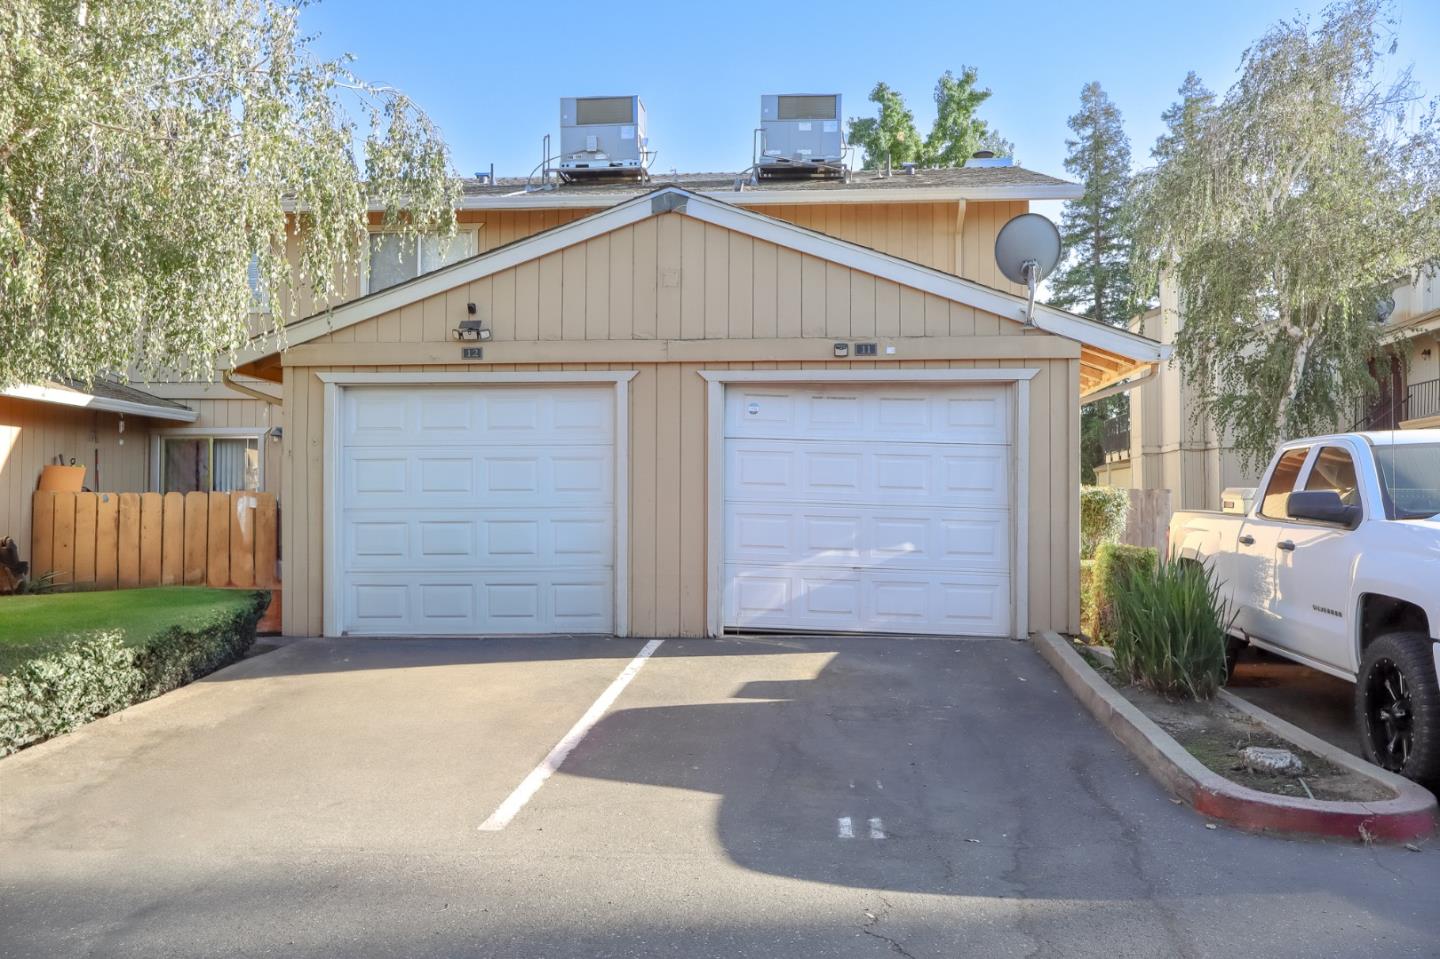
[1372,443,1440,519]
[1260,447,1310,518]
[1302,446,1362,509]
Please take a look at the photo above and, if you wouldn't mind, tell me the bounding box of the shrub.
[1110,556,1230,700]
[1087,543,1158,642]
[1080,559,1097,638]
[0,590,268,755]
[1080,485,1129,559]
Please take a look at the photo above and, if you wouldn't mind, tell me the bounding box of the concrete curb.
[1033,630,1437,843]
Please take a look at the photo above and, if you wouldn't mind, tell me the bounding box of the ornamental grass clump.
[1111,556,1230,700]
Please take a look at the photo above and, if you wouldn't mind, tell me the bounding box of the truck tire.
[1224,636,1248,681]
[1355,632,1440,786]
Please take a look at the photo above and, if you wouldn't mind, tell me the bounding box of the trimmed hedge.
[1081,485,1130,559]
[0,590,268,756]
[1081,543,1157,643]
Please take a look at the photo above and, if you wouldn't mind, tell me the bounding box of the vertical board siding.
[28,490,278,590]
[275,208,1084,638]
[2,397,152,562]
[310,203,1029,348]
[281,357,1077,638]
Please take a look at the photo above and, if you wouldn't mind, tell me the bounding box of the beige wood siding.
[276,212,1081,639]
[276,200,1024,320]
[738,200,1028,293]
[279,358,1078,638]
[296,216,1035,354]
[1,397,153,562]
[188,199,1028,475]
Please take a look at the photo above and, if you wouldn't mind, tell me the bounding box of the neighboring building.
[1094,270,1440,510]
[1364,271,1440,429]
[229,184,1166,640]
[1,380,197,553]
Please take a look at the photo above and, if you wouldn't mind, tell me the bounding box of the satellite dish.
[994,213,1062,327]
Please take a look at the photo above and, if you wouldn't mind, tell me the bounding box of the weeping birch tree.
[1130,0,1440,468]
[0,0,460,388]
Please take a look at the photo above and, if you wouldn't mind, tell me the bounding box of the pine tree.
[1048,82,1135,326]
[1046,83,1135,483]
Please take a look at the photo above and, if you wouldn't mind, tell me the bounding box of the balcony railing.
[1100,417,1131,459]
[1409,377,1440,423]
[1355,377,1440,430]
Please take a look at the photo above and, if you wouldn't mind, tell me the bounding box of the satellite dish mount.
[994,213,1062,328]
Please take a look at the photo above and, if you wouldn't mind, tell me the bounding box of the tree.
[847,71,1011,169]
[1130,0,1440,468]
[924,68,1009,166]
[847,83,923,170]
[1047,82,1136,482]
[0,0,460,389]
[1049,82,1135,327]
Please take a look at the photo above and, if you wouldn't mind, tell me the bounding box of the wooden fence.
[1117,488,1173,554]
[30,491,279,590]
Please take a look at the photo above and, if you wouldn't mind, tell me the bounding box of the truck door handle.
[1278,540,1296,551]
[1238,534,1255,546]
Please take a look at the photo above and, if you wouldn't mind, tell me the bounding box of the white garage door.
[339,386,614,635]
[723,383,1013,636]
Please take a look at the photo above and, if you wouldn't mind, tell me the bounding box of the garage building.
[233,187,1166,639]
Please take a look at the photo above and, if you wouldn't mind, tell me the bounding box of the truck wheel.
[1224,636,1248,681]
[1355,632,1440,786]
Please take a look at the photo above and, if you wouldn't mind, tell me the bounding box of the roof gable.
[236,187,1165,368]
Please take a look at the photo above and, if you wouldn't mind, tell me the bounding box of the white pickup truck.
[1169,430,1440,785]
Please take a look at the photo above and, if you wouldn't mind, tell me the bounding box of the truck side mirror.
[1286,490,1362,529]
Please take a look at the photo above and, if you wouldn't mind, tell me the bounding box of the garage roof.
[238,186,1167,396]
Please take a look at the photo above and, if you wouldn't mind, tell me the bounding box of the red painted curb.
[1033,631,1437,843]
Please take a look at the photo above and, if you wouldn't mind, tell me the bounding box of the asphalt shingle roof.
[48,378,190,412]
[459,164,1074,200]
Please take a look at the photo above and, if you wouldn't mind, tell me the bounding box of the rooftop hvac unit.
[757,94,844,178]
[558,96,649,180]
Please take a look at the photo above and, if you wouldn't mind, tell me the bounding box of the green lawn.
[0,588,256,676]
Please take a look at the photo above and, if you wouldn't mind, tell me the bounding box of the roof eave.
[4,384,199,422]
[440,182,1082,211]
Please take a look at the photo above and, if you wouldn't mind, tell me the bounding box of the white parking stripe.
[838,817,855,839]
[869,817,886,840]
[478,639,664,832]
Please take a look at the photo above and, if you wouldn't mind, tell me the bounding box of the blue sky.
[302,0,1439,203]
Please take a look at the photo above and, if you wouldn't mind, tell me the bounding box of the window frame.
[1258,445,1313,520]
[151,427,268,494]
[1297,444,1366,519]
[246,253,271,315]
[360,226,481,295]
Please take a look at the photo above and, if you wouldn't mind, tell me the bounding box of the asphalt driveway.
[2,634,1438,958]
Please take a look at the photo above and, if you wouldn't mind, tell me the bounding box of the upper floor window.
[247,254,270,313]
[365,230,478,294]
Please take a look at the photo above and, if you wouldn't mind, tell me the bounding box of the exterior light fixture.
[452,309,492,339]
